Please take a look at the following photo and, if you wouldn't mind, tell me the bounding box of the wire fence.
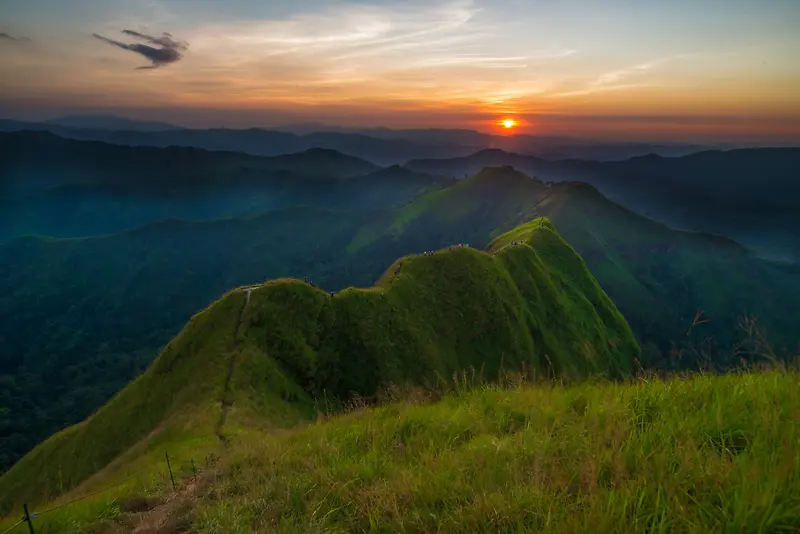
[1,450,216,533]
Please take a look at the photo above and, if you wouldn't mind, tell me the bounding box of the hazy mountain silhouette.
[43,114,184,132]
[407,148,800,261]
[0,131,448,240]
[1,118,718,165]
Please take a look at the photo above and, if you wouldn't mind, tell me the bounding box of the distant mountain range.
[3,129,797,260]
[1,115,722,165]
[0,131,450,241]
[407,148,800,262]
[43,114,185,132]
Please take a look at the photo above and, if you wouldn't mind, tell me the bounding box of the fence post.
[23,504,34,533]
[165,452,176,491]
[191,458,197,482]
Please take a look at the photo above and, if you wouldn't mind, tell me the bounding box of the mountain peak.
[267,148,379,176]
[466,165,541,189]
[473,148,511,157]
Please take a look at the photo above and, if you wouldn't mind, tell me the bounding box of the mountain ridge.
[0,217,638,512]
[43,114,185,132]
[2,162,799,476]
[405,147,800,261]
[0,131,448,241]
[0,118,722,165]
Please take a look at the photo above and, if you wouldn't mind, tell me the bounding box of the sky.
[1,0,799,142]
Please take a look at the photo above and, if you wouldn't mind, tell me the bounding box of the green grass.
[4,368,797,533]
[0,289,247,514]
[192,369,800,533]
[0,217,637,516]
[242,217,637,402]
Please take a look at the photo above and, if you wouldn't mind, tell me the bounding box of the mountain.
[0,131,378,185]
[2,165,799,475]
[264,146,379,176]
[0,208,381,471]
[0,132,445,240]
[0,122,468,166]
[406,148,800,262]
[353,167,800,362]
[43,114,184,132]
[405,148,535,178]
[0,119,719,165]
[0,217,638,513]
[278,125,717,159]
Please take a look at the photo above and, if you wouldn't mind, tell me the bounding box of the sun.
[500,118,517,129]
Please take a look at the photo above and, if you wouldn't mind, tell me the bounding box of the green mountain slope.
[0,218,638,513]
[0,208,379,471]
[3,166,799,473]
[405,147,800,262]
[371,168,800,367]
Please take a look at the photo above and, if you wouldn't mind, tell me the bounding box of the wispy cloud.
[410,55,529,69]
[0,32,31,42]
[557,53,695,97]
[92,29,187,69]
[189,0,527,78]
[593,62,654,86]
[557,83,653,97]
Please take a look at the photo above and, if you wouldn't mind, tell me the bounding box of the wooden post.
[165,452,176,491]
[23,503,34,533]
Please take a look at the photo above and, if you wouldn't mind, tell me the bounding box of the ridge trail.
[215,286,258,445]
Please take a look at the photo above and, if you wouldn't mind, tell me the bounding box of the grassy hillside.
[346,166,551,256]
[4,166,799,473]
[0,217,638,514]
[519,182,800,365]
[4,367,797,533]
[196,369,799,533]
[0,208,382,471]
[372,168,800,368]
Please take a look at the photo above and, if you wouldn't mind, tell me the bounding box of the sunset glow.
[0,0,798,142]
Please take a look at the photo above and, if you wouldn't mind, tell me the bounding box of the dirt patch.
[126,476,205,534]
[119,495,164,513]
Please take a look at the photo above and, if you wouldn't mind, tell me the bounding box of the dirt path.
[126,477,203,534]
[126,287,260,533]
[214,287,257,445]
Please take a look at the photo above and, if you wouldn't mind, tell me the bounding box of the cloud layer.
[93,29,187,69]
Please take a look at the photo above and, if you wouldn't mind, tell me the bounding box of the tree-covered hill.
[0,131,452,241]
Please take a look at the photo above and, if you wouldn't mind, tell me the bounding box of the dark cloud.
[92,29,188,70]
[121,30,185,50]
[0,32,31,42]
